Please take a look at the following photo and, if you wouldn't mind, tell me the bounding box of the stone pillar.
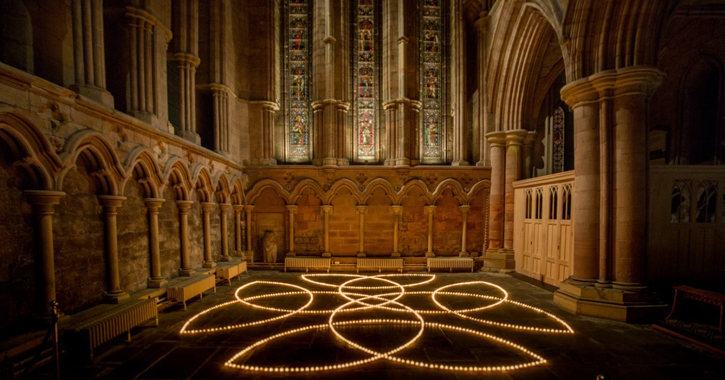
[70,0,114,106]
[523,131,536,180]
[321,205,333,257]
[312,100,350,166]
[504,129,527,251]
[170,0,200,143]
[356,206,368,257]
[483,131,507,268]
[233,205,244,257]
[244,205,254,261]
[144,198,166,288]
[286,205,298,256]
[391,205,403,257]
[177,200,194,276]
[475,12,491,167]
[450,0,468,166]
[219,203,232,262]
[459,205,471,257]
[424,205,436,257]
[200,202,216,268]
[258,102,279,165]
[98,195,129,303]
[24,191,65,316]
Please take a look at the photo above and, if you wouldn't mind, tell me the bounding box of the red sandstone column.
[321,205,333,257]
[98,195,129,303]
[177,200,194,276]
[424,205,436,257]
[561,79,601,284]
[200,202,216,268]
[485,131,506,253]
[391,205,403,257]
[25,190,65,315]
[504,130,527,251]
[219,203,232,262]
[356,206,368,257]
[286,205,298,256]
[144,198,166,288]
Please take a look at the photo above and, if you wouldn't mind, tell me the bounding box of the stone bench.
[427,257,475,273]
[216,261,249,285]
[356,258,404,273]
[167,274,216,310]
[63,298,158,360]
[284,257,331,273]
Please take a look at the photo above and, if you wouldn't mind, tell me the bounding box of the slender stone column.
[523,132,536,180]
[233,205,244,257]
[200,202,216,268]
[451,0,468,166]
[219,203,232,262]
[424,205,436,257]
[356,206,368,257]
[176,200,194,276]
[459,205,471,257]
[244,205,255,261]
[259,102,279,165]
[144,198,166,288]
[485,131,506,252]
[24,191,65,315]
[475,12,491,167]
[286,205,298,256]
[321,205,333,257]
[391,205,403,257]
[175,53,202,144]
[70,0,114,106]
[504,130,527,251]
[97,195,129,303]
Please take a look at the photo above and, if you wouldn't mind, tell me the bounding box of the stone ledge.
[553,282,668,322]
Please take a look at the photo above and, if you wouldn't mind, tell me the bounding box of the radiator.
[167,274,216,310]
[216,262,250,285]
[356,258,404,273]
[427,257,475,272]
[284,257,331,272]
[65,298,158,360]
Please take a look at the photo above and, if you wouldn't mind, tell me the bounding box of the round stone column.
[244,205,255,261]
[200,202,216,268]
[177,200,195,276]
[233,205,244,257]
[391,205,403,257]
[504,129,527,251]
[24,190,65,315]
[144,198,166,288]
[459,205,471,257]
[321,205,333,257]
[286,205,298,256]
[356,206,368,257]
[219,203,232,262]
[485,131,506,253]
[424,205,436,257]
[98,195,129,303]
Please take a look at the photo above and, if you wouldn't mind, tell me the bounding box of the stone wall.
[399,189,427,256]
[295,191,324,255]
[364,190,394,256]
[117,180,150,294]
[328,191,358,256]
[159,188,180,279]
[188,202,204,269]
[433,190,464,256]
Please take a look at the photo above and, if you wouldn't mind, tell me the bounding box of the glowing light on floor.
[179,273,575,374]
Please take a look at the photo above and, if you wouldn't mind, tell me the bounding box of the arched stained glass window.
[421,0,444,162]
[287,0,311,161]
[355,0,377,161]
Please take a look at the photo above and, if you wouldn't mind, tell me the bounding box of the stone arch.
[121,146,163,198]
[247,179,291,205]
[325,179,364,205]
[431,179,467,205]
[161,157,193,201]
[0,111,59,190]
[360,178,397,205]
[192,165,214,203]
[288,179,324,205]
[58,130,124,195]
[214,173,232,203]
[399,180,434,205]
[229,175,245,205]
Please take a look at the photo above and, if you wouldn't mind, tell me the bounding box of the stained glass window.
[288,0,311,161]
[421,0,444,162]
[552,107,565,173]
[355,0,376,161]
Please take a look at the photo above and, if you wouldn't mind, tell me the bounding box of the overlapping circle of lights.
[180,273,574,374]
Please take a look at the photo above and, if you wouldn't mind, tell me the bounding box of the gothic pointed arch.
[58,130,125,195]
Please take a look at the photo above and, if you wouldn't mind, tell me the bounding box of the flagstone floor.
[53,271,725,380]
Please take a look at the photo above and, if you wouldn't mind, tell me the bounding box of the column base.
[203,261,217,268]
[180,268,195,277]
[391,252,401,258]
[260,158,278,166]
[425,252,435,258]
[177,130,201,145]
[244,251,254,262]
[357,252,366,258]
[287,251,296,257]
[553,280,668,322]
[459,251,470,257]
[215,150,231,158]
[71,84,115,108]
[103,291,130,304]
[322,252,332,258]
[337,158,349,166]
[451,160,469,167]
[323,158,338,166]
[147,278,167,288]
[476,159,491,167]
[220,256,232,262]
[483,249,515,271]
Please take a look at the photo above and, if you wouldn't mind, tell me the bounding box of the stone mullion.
[177,200,195,276]
[98,195,129,303]
[144,198,166,288]
[24,191,65,316]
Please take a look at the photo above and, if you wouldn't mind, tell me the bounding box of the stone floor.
[52,271,725,380]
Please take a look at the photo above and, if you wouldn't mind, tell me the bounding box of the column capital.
[390,205,403,215]
[356,205,369,214]
[143,198,165,210]
[505,129,528,146]
[97,195,126,209]
[486,131,507,146]
[219,203,232,213]
[590,66,665,99]
[321,205,334,214]
[233,204,245,213]
[176,200,194,212]
[200,202,215,212]
[459,205,472,214]
[24,190,65,213]
[243,205,255,213]
[423,205,437,215]
[286,205,299,213]
[523,131,537,147]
